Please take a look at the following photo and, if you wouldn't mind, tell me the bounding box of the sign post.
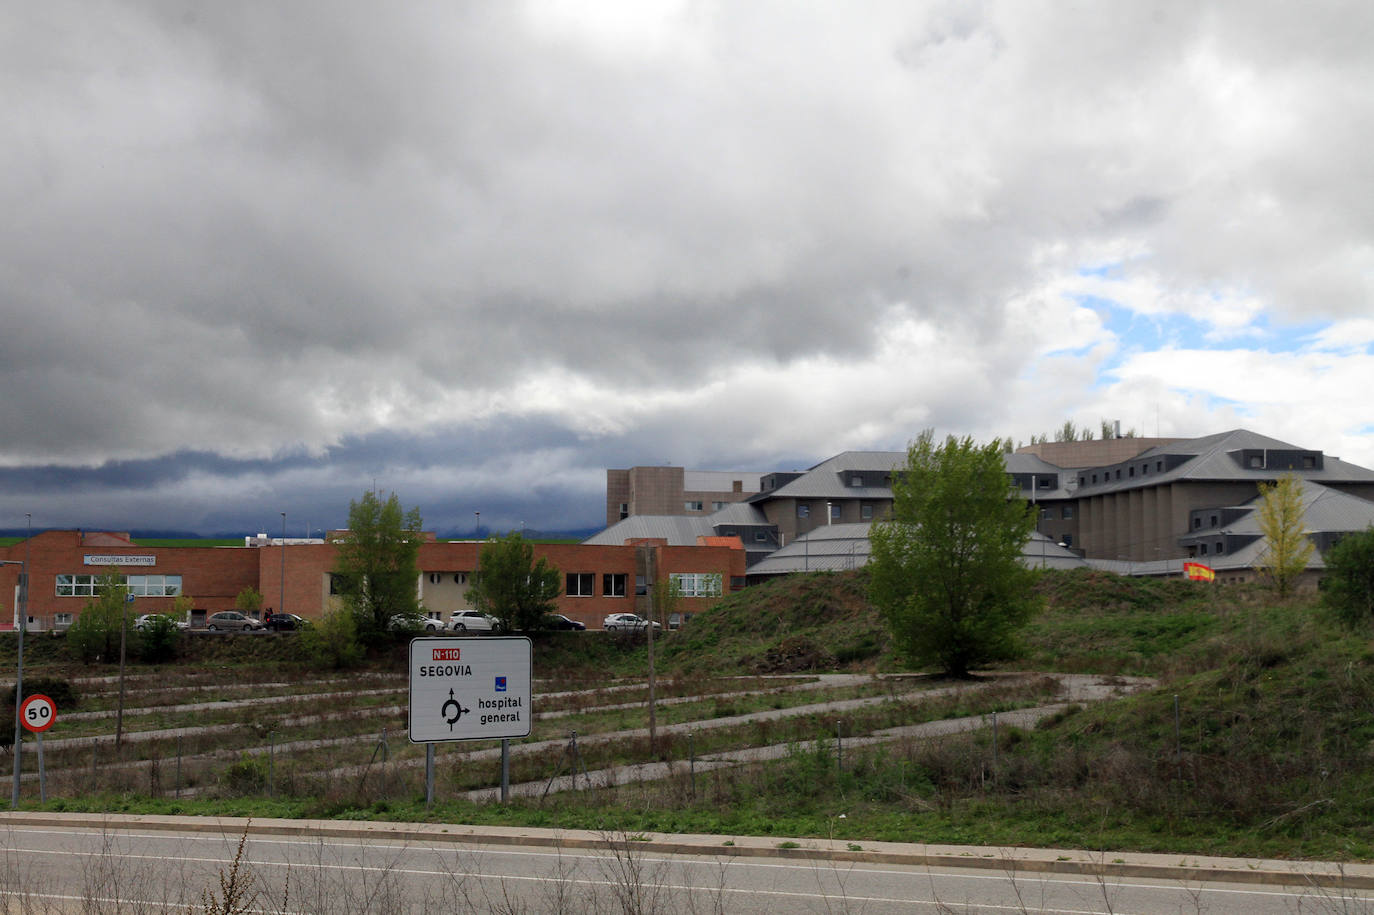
[409,637,532,803]
[20,694,55,803]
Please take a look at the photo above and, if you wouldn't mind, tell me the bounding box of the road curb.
[3,812,1371,891]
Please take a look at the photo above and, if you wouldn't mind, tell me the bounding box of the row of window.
[1038,506,1075,520]
[797,504,876,520]
[566,573,627,597]
[685,500,733,512]
[55,574,183,598]
[564,572,722,599]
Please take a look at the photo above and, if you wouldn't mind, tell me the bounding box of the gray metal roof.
[583,501,774,547]
[582,515,717,546]
[746,522,874,575]
[746,525,1087,577]
[1074,429,1374,497]
[754,451,905,501]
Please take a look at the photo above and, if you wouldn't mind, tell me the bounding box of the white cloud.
[1,1,1372,529]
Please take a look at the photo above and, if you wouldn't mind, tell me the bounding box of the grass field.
[6,567,1373,862]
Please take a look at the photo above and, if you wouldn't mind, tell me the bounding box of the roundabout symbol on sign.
[441,688,469,732]
[19,694,56,733]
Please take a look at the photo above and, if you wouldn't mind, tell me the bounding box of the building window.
[1128,467,1134,477]
[1061,534,1073,547]
[670,572,723,598]
[711,501,726,511]
[1193,517,1202,530]
[329,573,348,595]
[1303,456,1316,469]
[1039,508,1051,520]
[635,575,648,596]
[850,476,863,487]
[1062,506,1074,519]
[1115,469,1121,480]
[753,531,768,542]
[56,573,182,597]
[1216,542,1225,554]
[454,573,467,584]
[1249,456,1263,468]
[684,501,703,512]
[1200,543,1208,555]
[54,612,73,627]
[1091,474,1098,484]
[797,504,810,519]
[860,504,873,520]
[566,573,594,597]
[618,503,629,520]
[1141,464,1148,475]
[1210,514,1218,527]
[830,504,842,521]
[1079,476,1086,486]
[603,573,627,597]
[428,573,442,584]
[1039,477,1052,489]
[1156,461,1163,471]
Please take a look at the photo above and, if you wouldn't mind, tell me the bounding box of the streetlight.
[279,512,286,622]
[9,513,30,808]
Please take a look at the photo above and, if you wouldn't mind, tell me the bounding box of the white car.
[448,610,501,633]
[133,613,189,632]
[389,614,444,632]
[603,612,661,631]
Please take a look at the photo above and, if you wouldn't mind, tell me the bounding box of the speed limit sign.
[19,694,56,733]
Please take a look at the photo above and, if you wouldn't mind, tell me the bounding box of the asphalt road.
[2,814,1372,914]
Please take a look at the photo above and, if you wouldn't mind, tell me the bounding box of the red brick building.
[0,530,745,631]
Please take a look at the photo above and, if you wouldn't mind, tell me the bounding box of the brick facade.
[0,530,745,631]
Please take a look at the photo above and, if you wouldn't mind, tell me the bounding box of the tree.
[65,570,129,663]
[868,431,1040,678]
[1322,527,1374,628]
[234,586,263,617]
[468,532,561,632]
[332,490,425,644]
[1255,474,1314,598]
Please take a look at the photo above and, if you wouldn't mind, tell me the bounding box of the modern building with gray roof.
[600,428,1374,584]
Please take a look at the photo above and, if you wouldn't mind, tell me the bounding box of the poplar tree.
[333,490,425,643]
[869,431,1040,678]
[1255,475,1314,598]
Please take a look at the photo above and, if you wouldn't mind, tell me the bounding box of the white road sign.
[408,636,532,743]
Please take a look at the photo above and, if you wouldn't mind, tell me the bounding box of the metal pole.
[500,738,510,803]
[280,512,286,621]
[836,720,843,772]
[689,730,696,798]
[11,514,30,808]
[425,743,435,807]
[269,731,275,797]
[992,711,999,777]
[36,734,44,804]
[116,593,132,750]
[176,736,182,798]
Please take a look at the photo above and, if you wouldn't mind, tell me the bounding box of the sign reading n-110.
[408,636,532,743]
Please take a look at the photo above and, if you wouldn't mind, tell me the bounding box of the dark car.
[264,613,308,631]
[542,613,586,631]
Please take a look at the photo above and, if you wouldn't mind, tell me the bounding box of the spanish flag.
[1183,561,1215,582]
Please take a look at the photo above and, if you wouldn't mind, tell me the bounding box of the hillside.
[657,567,1374,857]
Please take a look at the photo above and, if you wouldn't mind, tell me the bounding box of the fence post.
[991,711,999,781]
[836,720,843,773]
[175,736,182,799]
[689,730,696,799]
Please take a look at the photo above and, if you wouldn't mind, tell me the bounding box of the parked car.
[542,613,586,631]
[205,611,261,632]
[389,613,444,632]
[603,612,661,631]
[448,610,501,633]
[264,613,310,631]
[133,613,189,632]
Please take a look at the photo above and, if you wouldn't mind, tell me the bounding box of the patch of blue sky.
[1073,294,1329,356]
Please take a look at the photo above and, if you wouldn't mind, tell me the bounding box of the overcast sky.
[2,2,1372,537]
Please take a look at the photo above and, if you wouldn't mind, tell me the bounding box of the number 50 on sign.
[19,694,56,733]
